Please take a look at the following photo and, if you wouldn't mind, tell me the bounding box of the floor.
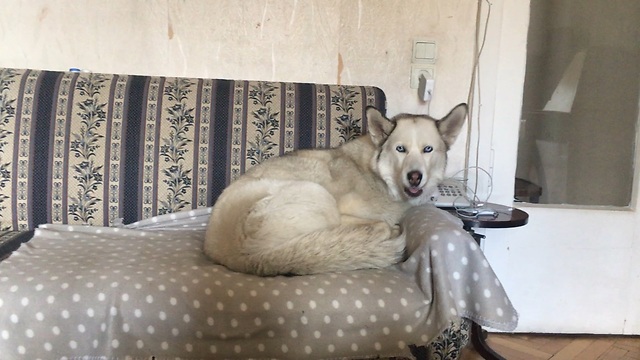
[461,333,640,360]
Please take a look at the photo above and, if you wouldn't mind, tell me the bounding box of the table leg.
[470,322,505,360]
[464,226,506,360]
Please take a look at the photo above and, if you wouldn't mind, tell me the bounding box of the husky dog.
[204,104,467,276]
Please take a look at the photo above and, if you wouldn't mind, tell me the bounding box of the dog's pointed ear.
[437,103,468,148]
[366,106,395,146]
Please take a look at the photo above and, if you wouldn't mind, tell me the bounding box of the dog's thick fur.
[204,104,467,276]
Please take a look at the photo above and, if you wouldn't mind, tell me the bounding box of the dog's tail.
[243,222,406,276]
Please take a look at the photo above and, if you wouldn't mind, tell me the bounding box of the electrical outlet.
[410,64,435,89]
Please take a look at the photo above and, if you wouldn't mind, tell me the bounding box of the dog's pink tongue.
[405,187,423,197]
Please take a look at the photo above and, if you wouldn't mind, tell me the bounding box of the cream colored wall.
[0,1,478,175]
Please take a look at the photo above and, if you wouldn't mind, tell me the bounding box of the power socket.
[410,64,435,89]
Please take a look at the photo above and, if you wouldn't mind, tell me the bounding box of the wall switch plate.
[410,64,435,89]
[412,39,437,64]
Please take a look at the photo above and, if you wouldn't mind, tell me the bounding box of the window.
[515,0,640,206]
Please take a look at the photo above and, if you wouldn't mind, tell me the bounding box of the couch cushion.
[0,68,385,230]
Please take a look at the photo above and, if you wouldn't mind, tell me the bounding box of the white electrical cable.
[464,0,493,200]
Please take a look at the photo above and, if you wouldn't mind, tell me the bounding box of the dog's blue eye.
[423,146,433,153]
[396,145,406,153]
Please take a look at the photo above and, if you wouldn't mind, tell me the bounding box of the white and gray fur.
[204,103,467,276]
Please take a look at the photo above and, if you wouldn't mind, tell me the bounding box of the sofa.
[0,67,517,359]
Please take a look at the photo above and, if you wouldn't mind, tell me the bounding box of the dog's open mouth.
[404,186,423,198]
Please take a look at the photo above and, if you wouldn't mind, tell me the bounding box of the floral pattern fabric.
[0,68,384,230]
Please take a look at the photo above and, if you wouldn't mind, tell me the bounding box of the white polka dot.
[337,329,344,337]
[332,300,340,309]
[453,271,461,280]
[461,256,469,265]
[351,343,359,351]
[44,342,52,351]
[305,345,312,354]
[447,242,456,251]
[137,340,144,349]
[484,289,492,298]
[10,314,18,323]
[355,300,363,309]
[112,339,119,348]
[309,300,317,309]
[459,300,467,308]
[1,330,8,340]
[378,299,385,308]
[69,340,77,349]
[405,325,413,333]
[497,307,504,317]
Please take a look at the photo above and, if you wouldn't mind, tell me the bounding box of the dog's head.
[367,104,467,205]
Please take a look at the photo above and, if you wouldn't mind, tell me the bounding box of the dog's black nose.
[407,171,422,187]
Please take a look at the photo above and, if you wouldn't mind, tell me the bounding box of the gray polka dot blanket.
[0,205,517,359]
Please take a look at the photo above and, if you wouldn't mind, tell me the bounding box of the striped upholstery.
[0,68,386,230]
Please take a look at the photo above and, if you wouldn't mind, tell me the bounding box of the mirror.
[515,0,640,206]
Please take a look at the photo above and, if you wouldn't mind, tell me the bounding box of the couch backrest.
[0,68,386,230]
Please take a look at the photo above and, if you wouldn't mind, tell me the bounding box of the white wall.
[0,0,478,174]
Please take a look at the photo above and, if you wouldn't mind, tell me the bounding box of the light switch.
[412,40,436,63]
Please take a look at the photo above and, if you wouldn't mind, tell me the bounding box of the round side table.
[447,203,529,360]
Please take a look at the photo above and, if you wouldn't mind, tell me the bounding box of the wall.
[0,0,478,173]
